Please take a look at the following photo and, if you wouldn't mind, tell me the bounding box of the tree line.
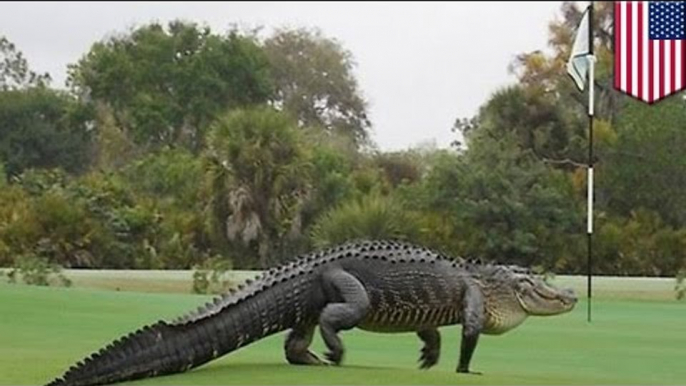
[1,2,685,276]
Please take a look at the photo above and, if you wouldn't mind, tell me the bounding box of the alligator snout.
[562,288,577,304]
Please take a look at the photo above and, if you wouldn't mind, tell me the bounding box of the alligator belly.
[357,308,437,333]
[357,322,418,333]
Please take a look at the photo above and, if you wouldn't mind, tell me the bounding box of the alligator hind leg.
[417,328,441,369]
[285,324,325,365]
[318,269,370,365]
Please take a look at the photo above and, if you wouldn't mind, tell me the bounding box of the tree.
[68,21,274,152]
[491,1,619,168]
[420,132,583,270]
[602,97,686,228]
[441,0,686,276]
[0,88,93,176]
[0,36,50,90]
[509,1,618,121]
[264,27,371,148]
[468,85,585,168]
[204,106,313,268]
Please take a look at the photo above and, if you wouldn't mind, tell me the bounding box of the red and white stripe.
[614,1,686,103]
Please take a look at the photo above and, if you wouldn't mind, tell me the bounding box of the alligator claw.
[304,350,328,366]
[418,347,439,369]
[286,350,328,366]
[324,350,343,365]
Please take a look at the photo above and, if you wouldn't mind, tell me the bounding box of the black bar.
[587,111,593,323]
[587,226,592,322]
[587,2,594,324]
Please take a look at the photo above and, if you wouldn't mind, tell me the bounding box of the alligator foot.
[324,348,343,365]
[419,346,440,369]
[288,350,328,366]
[306,350,328,365]
[286,325,326,366]
[457,368,483,375]
[417,329,440,370]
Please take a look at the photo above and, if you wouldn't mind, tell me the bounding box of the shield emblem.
[614,1,686,104]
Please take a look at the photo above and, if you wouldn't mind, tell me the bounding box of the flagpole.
[586,1,595,324]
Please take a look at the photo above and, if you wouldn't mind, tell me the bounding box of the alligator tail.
[45,268,314,386]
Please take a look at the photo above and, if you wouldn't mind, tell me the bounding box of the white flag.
[567,7,592,91]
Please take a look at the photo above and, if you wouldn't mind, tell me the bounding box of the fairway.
[1,275,684,385]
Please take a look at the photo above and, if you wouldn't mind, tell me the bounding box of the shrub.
[676,269,686,301]
[191,257,232,295]
[310,193,420,248]
[6,253,71,287]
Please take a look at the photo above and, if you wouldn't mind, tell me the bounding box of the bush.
[310,193,420,248]
[191,257,232,295]
[594,210,686,276]
[676,269,686,301]
[6,253,71,287]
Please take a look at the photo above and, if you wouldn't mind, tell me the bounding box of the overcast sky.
[0,1,566,151]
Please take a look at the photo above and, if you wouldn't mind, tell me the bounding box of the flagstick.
[586,1,595,324]
[587,64,594,323]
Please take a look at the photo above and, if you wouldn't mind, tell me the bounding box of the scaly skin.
[45,239,577,386]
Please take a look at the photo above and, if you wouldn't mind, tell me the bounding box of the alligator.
[45,239,577,386]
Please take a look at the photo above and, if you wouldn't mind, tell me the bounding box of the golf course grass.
[0,272,684,385]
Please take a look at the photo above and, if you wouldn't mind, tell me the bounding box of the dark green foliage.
[0,88,93,177]
[0,4,685,276]
[69,21,273,151]
[204,106,313,268]
[602,97,686,227]
[123,147,202,204]
[593,210,686,276]
[403,136,583,270]
[0,167,213,270]
[310,193,420,248]
[470,85,583,165]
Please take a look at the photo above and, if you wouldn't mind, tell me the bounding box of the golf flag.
[567,6,592,91]
[614,1,686,103]
[567,2,596,323]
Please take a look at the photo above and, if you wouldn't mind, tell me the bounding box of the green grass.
[0,275,685,385]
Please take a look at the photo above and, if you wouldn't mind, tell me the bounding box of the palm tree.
[204,106,312,268]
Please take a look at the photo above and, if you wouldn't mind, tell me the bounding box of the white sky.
[0,1,564,151]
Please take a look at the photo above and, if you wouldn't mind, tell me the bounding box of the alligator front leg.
[457,284,485,374]
[318,269,370,365]
[285,324,326,365]
[417,328,441,369]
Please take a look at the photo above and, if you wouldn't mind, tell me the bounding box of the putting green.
[0,276,684,385]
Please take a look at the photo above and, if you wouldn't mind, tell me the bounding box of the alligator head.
[475,264,577,335]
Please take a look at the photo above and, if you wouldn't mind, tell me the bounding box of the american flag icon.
[614,1,686,103]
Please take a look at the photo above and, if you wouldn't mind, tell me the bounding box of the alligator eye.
[518,278,534,289]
